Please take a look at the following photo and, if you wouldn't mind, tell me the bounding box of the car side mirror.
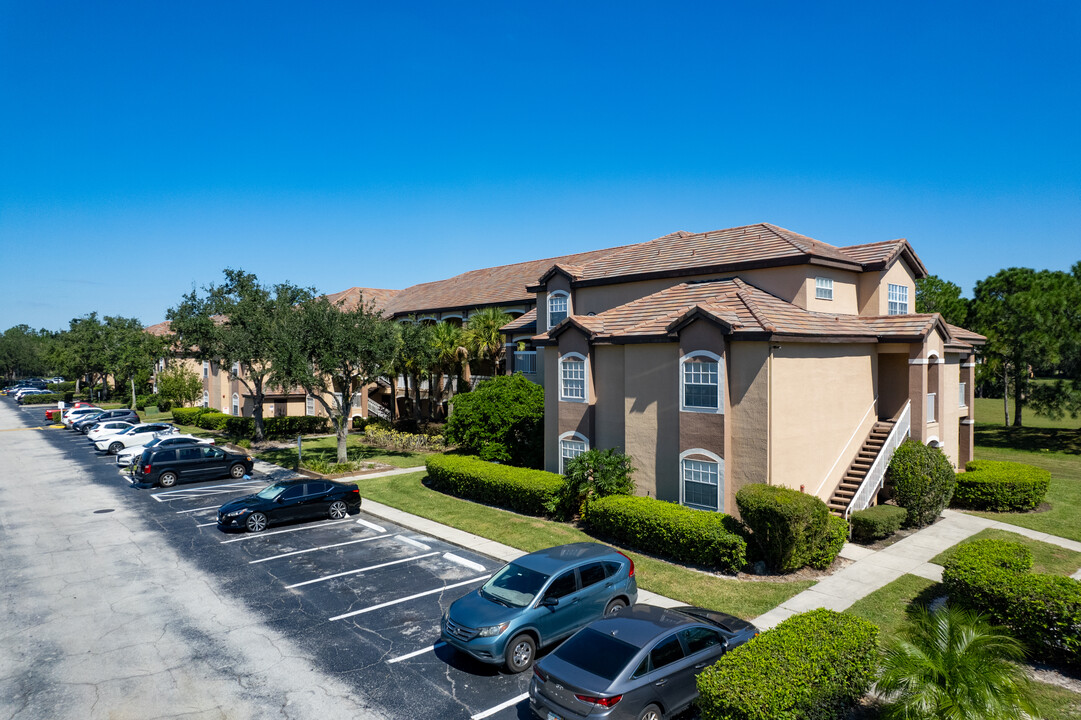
[274,496,284,503]
[539,597,558,609]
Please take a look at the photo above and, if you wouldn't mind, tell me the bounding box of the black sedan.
[528,604,758,720]
[217,479,362,533]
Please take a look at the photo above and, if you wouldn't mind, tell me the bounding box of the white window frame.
[559,352,588,403]
[231,393,240,416]
[679,449,724,512]
[888,283,909,315]
[815,277,833,300]
[231,361,240,376]
[305,395,315,416]
[514,350,537,375]
[202,390,209,408]
[548,291,569,329]
[558,431,589,475]
[680,351,723,414]
[202,361,209,379]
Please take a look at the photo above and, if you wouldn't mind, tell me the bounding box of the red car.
[46,402,95,422]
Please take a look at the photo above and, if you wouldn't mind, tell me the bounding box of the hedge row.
[941,538,1081,665]
[850,504,906,543]
[17,393,68,405]
[735,485,846,572]
[951,460,1051,512]
[170,408,329,437]
[424,455,565,517]
[582,495,747,574]
[698,608,879,720]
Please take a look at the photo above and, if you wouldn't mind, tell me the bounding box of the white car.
[115,434,215,466]
[87,421,135,444]
[94,423,177,454]
[14,388,50,401]
[64,407,103,427]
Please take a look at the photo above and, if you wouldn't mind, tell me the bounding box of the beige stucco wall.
[543,346,561,473]
[802,268,860,315]
[594,345,626,453]
[726,341,770,508]
[770,343,878,503]
[623,344,679,501]
[858,259,916,316]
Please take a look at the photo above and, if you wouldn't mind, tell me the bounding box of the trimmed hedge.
[887,440,956,527]
[425,454,564,517]
[941,538,1081,665]
[850,504,907,543]
[952,460,1051,512]
[172,407,207,425]
[698,608,879,720]
[736,485,846,572]
[170,408,329,438]
[582,495,747,574]
[17,393,65,405]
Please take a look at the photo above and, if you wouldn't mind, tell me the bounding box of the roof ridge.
[760,223,811,254]
[734,283,777,333]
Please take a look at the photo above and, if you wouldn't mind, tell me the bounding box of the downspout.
[767,343,774,485]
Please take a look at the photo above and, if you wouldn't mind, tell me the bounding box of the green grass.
[931,528,1081,576]
[1031,681,1081,720]
[357,470,813,620]
[845,574,941,643]
[974,395,1081,431]
[257,434,431,469]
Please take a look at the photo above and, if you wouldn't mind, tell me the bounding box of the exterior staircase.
[828,420,896,517]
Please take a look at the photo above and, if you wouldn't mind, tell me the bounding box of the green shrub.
[172,407,208,425]
[351,415,369,431]
[735,485,844,573]
[195,411,231,430]
[425,455,564,517]
[157,398,173,412]
[136,393,159,411]
[850,504,907,543]
[445,374,544,468]
[47,381,76,392]
[263,415,329,437]
[941,538,1081,665]
[887,440,956,527]
[698,609,879,720]
[583,495,747,574]
[558,448,635,517]
[363,425,445,452]
[952,460,1051,512]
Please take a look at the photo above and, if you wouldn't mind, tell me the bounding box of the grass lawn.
[974,396,1081,431]
[356,470,814,620]
[257,434,431,469]
[931,527,1081,576]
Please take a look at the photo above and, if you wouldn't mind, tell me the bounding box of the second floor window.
[560,354,587,402]
[681,353,722,413]
[548,291,569,328]
[202,361,209,378]
[815,277,833,300]
[888,284,909,315]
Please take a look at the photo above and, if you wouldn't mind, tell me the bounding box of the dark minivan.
[133,445,254,488]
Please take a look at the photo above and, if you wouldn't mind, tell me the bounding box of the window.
[649,636,685,670]
[306,395,315,416]
[559,353,587,402]
[231,393,240,416]
[926,392,936,423]
[559,432,588,474]
[202,390,209,408]
[959,382,967,407]
[680,449,724,511]
[202,361,209,379]
[280,485,306,502]
[679,627,722,654]
[815,277,834,300]
[681,352,722,413]
[579,562,607,588]
[888,283,909,315]
[543,570,578,601]
[231,361,240,376]
[548,291,569,328]
[514,350,537,374]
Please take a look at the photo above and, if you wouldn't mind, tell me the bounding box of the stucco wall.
[594,345,626,453]
[859,259,917,316]
[543,346,561,473]
[623,344,679,501]
[802,267,860,315]
[727,341,770,504]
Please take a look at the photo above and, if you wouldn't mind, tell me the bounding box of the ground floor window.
[306,395,315,416]
[232,393,240,416]
[202,390,209,409]
[559,433,588,474]
[680,450,723,511]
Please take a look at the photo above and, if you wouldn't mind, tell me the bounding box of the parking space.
[12,401,538,720]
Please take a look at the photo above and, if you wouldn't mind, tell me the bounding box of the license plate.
[546,713,562,720]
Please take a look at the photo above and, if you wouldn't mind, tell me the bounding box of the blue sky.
[2,1,1078,331]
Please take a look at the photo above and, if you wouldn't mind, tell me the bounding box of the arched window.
[202,390,209,409]
[548,291,569,329]
[558,432,589,475]
[679,449,724,512]
[232,393,240,416]
[559,352,588,402]
[680,351,723,413]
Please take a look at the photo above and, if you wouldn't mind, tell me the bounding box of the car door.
[295,481,333,520]
[667,626,727,711]
[174,446,206,479]
[271,484,308,523]
[576,561,614,620]
[637,633,687,713]
[532,569,582,645]
[200,446,230,478]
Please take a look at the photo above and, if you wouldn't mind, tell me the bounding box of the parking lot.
[2,401,540,719]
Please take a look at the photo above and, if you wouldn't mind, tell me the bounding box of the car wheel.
[504,634,536,673]
[108,441,123,454]
[328,501,348,519]
[604,598,627,617]
[637,705,663,720]
[229,463,246,479]
[245,512,268,533]
[158,472,178,488]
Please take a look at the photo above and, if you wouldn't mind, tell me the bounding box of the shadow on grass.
[974,423,1081,455]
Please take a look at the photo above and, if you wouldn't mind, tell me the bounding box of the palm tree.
[429,322,470,419]
[875,604,1039,720]
[464,307,512,378]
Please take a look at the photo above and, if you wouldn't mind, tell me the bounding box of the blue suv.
[441,543,637,672]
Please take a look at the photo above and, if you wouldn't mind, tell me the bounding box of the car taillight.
[532,666,547,683]
[574,694,622,708]
[349,487,360,495]
[617,550,635,577]
[143,464,151,473]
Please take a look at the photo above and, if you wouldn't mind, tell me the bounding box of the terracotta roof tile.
[145,320,173,336]
[501,309,537,333]
[323,286,400,313]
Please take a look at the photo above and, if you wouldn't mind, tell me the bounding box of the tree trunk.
[336,391,351,463]
[388,375,398,421]
[411,374,422,422]
[130,376,137,411]
[1003,364,1010,427]
[1013,375,1024,427]
[252,377,266,443]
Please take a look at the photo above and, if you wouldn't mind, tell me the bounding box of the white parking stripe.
[285,552,440,589]
[195,521,217,528]
[151,480,264,502]
[443,553,486,572]
[176,505,219,514]
[249,534,391,564]
[355,519,386,533]
[395,535,431,551]
[219,518,354,543]
[387,642,446,664]
[471,693,529,720]
[329,575,490,621]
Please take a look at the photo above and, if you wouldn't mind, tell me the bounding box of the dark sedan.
[217,479,362,532]
[528,604,758,720]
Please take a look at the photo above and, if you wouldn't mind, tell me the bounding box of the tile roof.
[544,278,976,345]
[944,322,987,345]
[145,320,173,336]
[501,308,537,334]
[323,286,400,313]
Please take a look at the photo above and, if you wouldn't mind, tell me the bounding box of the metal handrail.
[845,400,911,519]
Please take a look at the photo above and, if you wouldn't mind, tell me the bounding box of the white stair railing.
[367,399,391,421]
[845,400,911,519]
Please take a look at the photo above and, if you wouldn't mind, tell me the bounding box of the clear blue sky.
[2,1,1078,331]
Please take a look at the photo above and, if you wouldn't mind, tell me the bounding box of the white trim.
[679,350,724,414]
[678,449,724,512]
[814,276,834,301]
[558,431,589,474]
[926,436,942,447]
[908,357,945,365]
[231,392,240,416]
[547,290,570,329]
[961,363,976,368]
[961,419,976,425]
[908,358,929,365]
[558,352,588,403]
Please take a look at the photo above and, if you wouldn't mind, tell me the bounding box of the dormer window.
[815,277,833,300]
[548,291,569,329]
[888,284,909,315]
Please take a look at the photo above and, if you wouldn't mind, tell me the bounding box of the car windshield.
[255,484,288,500]
[553,628,640,681]
[480,563,549,608]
